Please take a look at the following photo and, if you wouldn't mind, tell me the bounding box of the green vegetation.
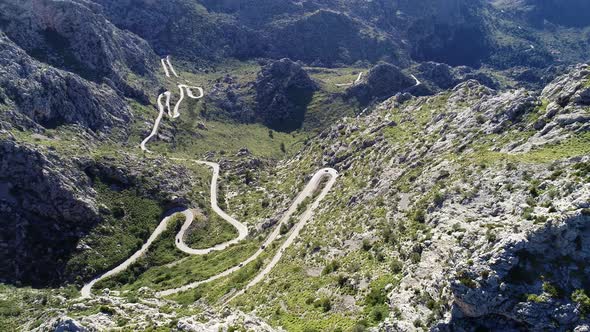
[65,181,164,283]
[97,237,260,293]
[322,260,340,275]
[543,282,563,298]
[464,131,590,165]
[184,211,238,249]
[573,161,590,182]
[94,214,186,290]
[457,271,477,289]
[0,284,79,330]
[573,289,590,316]
[525,293,545,303]
[140,119,307,159]
[170,252,268,305]
[364,275,398,325]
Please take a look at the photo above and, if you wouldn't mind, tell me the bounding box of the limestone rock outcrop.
[254,58,318,131]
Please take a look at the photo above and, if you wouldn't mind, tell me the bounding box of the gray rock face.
[0,136,99,286]
[509,64,590,152]
[347,62,416,105]
[92,0,263,61]
[303,64,590,331]
[417,62,457,90]
[0,0,156,100]
[254,58,318,131]
[204,74,255,123]
[441,209,590,331]
[0,34,130,131]
[414,62,499,94]
[265,9,398,66]
[48,316,88,332]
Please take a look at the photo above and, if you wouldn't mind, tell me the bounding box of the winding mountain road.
[410,74,421,88]
[157,167,337,298]
[81,207,186,298]
[173,160,248,255]
[82,57,339,301]
[166,56,179,78]
[140,91,171,153]
[81,159,250,298]
[141,57,204,152]
[171,85,204,119]
[161,58,171,78]
[224,168,338,304]
[81,163,337,298]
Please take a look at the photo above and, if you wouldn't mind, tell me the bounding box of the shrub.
[476,114,486,124]
[362,239,372,251]
[390,259,403,274]
[280,222,292,235]
[543,282,562,298]
[99,305,116,315]
[457,271,476,289]
[486,230,497,243]
[522,207,534,220]
[433,191,445,206]
[322,260,340,275]
[411,209,426,223]
[535,215,549,224]
[506,163,517,171]
[572,289,590,315]
[481,270,490,279]
[370,306,387,322]
[351,324,366,332]
[0,300,22,317]
[526,294,545,303]
[314,297,331,312]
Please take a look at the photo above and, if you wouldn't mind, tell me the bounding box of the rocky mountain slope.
[0,1,590,331]
[5,61,587,331]
[0,0,156,100]
[89,0,590,69]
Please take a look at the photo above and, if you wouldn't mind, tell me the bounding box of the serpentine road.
[158,168,337,298]
[410,74,422,88]
[173,160,248,255]
[81,57,339,301]
[81,162,337,298]
[141,59,204,153]
[81,159,249,298]
[140,91,171,153]
[223,168,338,304]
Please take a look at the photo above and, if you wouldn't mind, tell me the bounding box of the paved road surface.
[140,91,171,153]
[81,207,186,298]
[141,57,204,152]
[173,160,249,255]
[171,85,204,119]
[161,59,171,78]
[166,56,179,78]
[223,168,338,304]
[81,160,249,297]
[157,168,338,297]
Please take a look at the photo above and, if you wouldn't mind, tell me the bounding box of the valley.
[0,1,590,331]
